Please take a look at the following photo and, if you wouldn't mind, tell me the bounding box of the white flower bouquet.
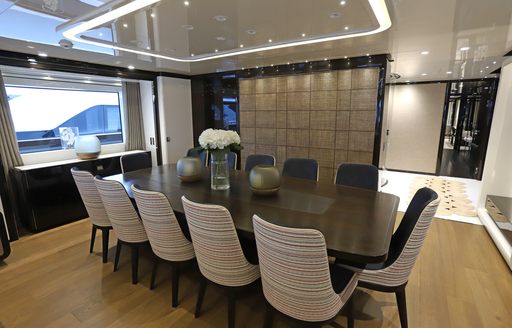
[198,128,243,152]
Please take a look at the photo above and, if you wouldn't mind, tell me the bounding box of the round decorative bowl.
[75,135,101,160]
[249,165,281,196]
[177,157,203,182]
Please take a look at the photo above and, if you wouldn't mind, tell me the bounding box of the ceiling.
[0,0,511,82]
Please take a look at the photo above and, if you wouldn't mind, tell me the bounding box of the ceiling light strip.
[62,0,391,63]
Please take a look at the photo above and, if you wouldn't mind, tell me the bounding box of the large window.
[6,86,123,154]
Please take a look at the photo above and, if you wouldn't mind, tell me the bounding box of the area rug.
[409,176,477,217]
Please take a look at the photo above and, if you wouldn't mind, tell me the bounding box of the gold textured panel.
[309,148,335,168]
[351,68,379,90]
[277,77,287,92]
[276,146,287,163]
[351,89,377,111]
[336,111,350,130]
[311,72,337,91]
[347,151,373,164]
[338,70,352,90]
[240,127,255,144]
[239,79,255,94]
[286,129,309,147]
[349,131,375,152]
[287,74,311,91]
[335,150,349,166]
[287,111,310,129]
[309,130,335,149]
[255,144,277,158]
[310,91,337,110]
[256,93,277,110]
[276,129,287,145]
[239,94,256,111]
[241,143,256,168]
[286,146,309,158]
[318,168,334,183]
[256,111,276,128]
[240,111,255,128]
[287,92,310,110]
[310,111,336,130]
[335,131,349,150]
[277,93,287,111]
[337,90,351,111]
[276,111,286,128]
[350,111,376,131]
[256,128,277,145]
[255,78,277,94]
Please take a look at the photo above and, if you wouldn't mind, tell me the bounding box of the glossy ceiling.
[0,0,511,82]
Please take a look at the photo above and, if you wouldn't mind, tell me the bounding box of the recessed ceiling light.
[182,24,194,30]
[493,61,497,64]
[324,58,328,61]
[405,80,411,83]
[305,60,309,63]
[256,66,259,68]
[128,65,135,69]
[270,64,274,67]
[344,26,349,30]
[268,39,272,43]
[29,62,37,65]
[28,58,36,62]
[460,46,470,51]
[99,32,103,36]
[239,44,244,48]
[480,70,483,73]
[27,45,35,49]
[420,51,429,55]
[184,1,189,6]
[43,76,54,80]
[246,29,256,35]
[214,15,227,22]
[329,12,341,19]
[484,76,487,78]
[191,53,194,56]
[486,66,489,69]
[241,67,245,70]
[84,80,92,84]
[146,46,150,50]
[287,62,290,65]
[340,0,347,5]
[366,53,370,56]
[344,56,348,59]
[214,49,218,52]
[421,73,428,76]
[123,23,128,28]
[446,71,453,74]
[216,36,226,41]
[38,52,48,57]
[150,13,155,18]
[301,33,306,37]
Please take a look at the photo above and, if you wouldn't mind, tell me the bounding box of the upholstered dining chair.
[252,214,359,328]
[181,196,260,328]
[187,148,208,166]
[335,163,379,191]
[120,152,152,173]
[244,154,275,172]
[70,167,112,263]
[354,187,439,328]
[94,176,149,284]
[131,185,195,307]
[282,158,319,181]
[227,151,237,170]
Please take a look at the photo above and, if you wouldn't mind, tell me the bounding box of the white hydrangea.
[199,129,241,150]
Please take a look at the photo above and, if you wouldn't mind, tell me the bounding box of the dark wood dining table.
[105,164,400,265]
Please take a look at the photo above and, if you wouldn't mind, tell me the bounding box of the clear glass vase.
[210,150,230,190]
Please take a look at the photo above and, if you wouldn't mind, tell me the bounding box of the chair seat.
[330,264,357,294]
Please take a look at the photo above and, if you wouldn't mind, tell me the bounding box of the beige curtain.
[0,70,23,179]
[123,82,146,150]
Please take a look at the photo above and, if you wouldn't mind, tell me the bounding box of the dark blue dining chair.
[120,152,152,173]
[282,158,319,181]
[244,154,275,171]
[228,152,237,170]
[187,148,208,166]
[335,163,379,191]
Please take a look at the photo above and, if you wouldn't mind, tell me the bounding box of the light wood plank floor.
[0,216,511,328]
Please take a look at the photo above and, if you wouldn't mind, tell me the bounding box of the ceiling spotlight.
[340,0,347,5]
[486,66,489,69]
[246,29,256,35]
[480,70,483,73]
[301,33,306,37]
[460,46,470,51]
[256,66,259,68]
[28,58,36,62]
[344,55,348,59]
[268,39,272,43]
[27,45,35,49]
[421,73,428,76]
[239,44,244,48]
[305,60,309,63]
[29,62,37,65]
[216,36,226,41]
[214,49,218,52]
[366,53,370,56]
[150,13,155,18]
[122,23,128,28]
[146,46,150,50]
[214,15,227,22]
[84,79,92,83]
[329,12,341,19]
[99,32,103,37]
[184,1,190,6]
[420,51,429,55]
[182,24,194,30]
[191,53,194,56]
[241,67,245,70]
[344,26,349,30]
[43,76,54,80]
[38,52,48,57]
[324,58,328,61]
[270,64,274,67]
[128,65,135,70]
[493,61,497,64]
[287,62,290,65]
[446,71,453,74]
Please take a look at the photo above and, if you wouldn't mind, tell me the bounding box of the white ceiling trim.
[60,0,392,63]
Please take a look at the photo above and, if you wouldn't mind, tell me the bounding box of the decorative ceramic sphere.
[177,157,203,182]
[75,135,101,160]
[249,165,281,195]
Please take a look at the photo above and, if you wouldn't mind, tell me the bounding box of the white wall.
[384,83,446,173]
[140,81,157,166]
[157,76,193,164]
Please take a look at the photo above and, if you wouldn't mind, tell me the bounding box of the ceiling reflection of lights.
[59,0,392,63]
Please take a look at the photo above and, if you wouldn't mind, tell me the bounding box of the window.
[6,85,123,154]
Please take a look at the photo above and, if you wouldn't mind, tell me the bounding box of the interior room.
[0,1,511,328]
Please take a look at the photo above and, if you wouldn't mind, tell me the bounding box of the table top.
[106,164,400,264]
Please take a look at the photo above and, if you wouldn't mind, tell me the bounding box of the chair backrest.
[228,152,237,170]
[70,167,111,227]
[282,158,319,181]
[181,196,259,287]
[131,185,195,262]
[120,152,151,173]
[94,177,148,243]
[244,154,275,172]
[335,163,379,191]
[361,187,439,287]
[187,148,208,166]
[253,215,350,322]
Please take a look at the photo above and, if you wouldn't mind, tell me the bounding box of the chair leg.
[150,259,159,290]
[171,263,181,308]
[396,289,408,328]
[131,244,139,285]
[263,302,274,328]
[113,240,122,272]
[89,226,97,253]
[346,295,354,328]
[195,277,208,318]
[101,228,110,263]
[228,288,236,328]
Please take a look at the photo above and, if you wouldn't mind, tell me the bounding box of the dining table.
[105,164,400,265]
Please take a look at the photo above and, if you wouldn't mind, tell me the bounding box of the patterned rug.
[409,176,477,217]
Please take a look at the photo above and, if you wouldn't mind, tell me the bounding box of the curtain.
[0,69,23,179]
[123,82,146,151]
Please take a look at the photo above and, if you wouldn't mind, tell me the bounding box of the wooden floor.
[1,216,511,328]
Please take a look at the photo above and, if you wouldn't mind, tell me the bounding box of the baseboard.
[478,208,512,271]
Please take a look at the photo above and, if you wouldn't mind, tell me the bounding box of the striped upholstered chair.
[131,185,195,307]
[356,187,439,328]
[181,196,260,328]
[252,214,359,328]
[71,167,112,263]
[94,176,148,284]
